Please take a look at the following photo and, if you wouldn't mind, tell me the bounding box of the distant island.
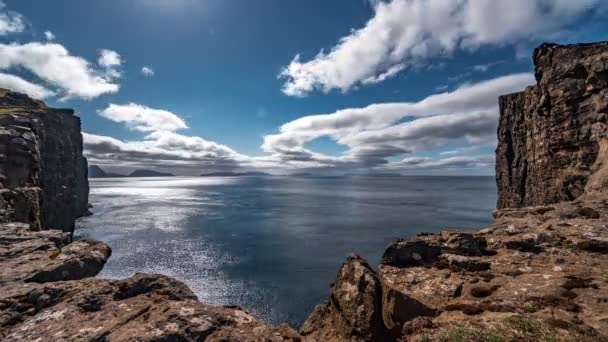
[88,165,174,178]
[128,169,175,177]
[88,165,125,178]
[200,171,272,177]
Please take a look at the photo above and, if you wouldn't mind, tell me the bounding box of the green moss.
[417,316,599,342]
[434,327,505,342]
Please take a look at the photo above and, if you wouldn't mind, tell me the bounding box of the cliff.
[1,42,608,342]
[496,42,608,209]
[0,90,301,341]
[0,89,89,233]
[297,41,608,342]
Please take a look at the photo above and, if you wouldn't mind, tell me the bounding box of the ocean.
[76,175,496,327]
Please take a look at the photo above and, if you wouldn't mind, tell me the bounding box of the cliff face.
[0,89,89,232]
[2,42,608,342]
[497,42,608,209]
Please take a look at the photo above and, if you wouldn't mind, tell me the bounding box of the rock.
[0,89,89,233]
[0,274,302,342]
[0,223,111,286]
[0,223,303,341]
[496,42,608,209]
[300,255,388,342]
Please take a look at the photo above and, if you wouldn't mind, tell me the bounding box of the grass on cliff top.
[418,316,600,342]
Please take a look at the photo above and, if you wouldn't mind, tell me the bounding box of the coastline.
[1,41,608,341]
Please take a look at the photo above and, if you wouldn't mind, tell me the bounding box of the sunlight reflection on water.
[77,176,497,326]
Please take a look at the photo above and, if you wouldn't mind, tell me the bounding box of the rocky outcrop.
[301,197,608,342]
[302,41,608,341]
[0,89,89,233]
[300,256,388,342]
[0,223,301,341]
[0,90,306,342]
[3,42,608,341]
[497,42,608,209]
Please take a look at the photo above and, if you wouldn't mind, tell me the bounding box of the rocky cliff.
[296,41,608,342]
[496,42,608,209]
[1,42,608,342]
[0,89,89,232]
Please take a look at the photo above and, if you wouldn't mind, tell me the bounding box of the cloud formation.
[0,42,120,100]
[86,103,250,174]
[0,72,55,99]
[264,73,534,171]
[98,103,188,132]
[0,1,24,35]
[141,66,155,77]
[98,49,122,68]
[280,0,602,96]
[44,30,55,41]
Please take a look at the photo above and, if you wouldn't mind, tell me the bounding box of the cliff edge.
[496,42,608,209]
[1,42,608,342]
[0,89,89,233]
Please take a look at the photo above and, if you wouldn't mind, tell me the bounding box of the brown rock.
[301,255,388,342]
[496,42,608,209]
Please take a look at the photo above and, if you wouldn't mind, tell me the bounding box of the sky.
[0,0,607,176]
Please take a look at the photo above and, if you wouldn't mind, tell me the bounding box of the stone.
[496,42,608,209]
[0,88,89,233]
[300,255,388,342]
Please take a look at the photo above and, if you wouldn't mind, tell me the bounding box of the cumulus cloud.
[98,49,122,68]
[83,130,247,174]
[264,73,534,171]
[141,66,155,77]
[83,132,242,168]
[0,1,25,35]
[87,103,252,174]
[280,0,603,96]
[0,42,120,100]
[0,72,54,99]
[88,73,533,175]
[44,30,55,41]
[98,103,188,133]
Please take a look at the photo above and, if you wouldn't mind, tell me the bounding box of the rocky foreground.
[1,41,608,341]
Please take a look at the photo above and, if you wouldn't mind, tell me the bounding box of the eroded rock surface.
[497,42,608,209]
[303,41,608,342]
[300,256,388,342]
[0,223,302,342]
[0,89,89,233]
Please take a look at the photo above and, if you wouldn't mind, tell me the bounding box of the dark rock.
[496,42,608,209]
[0,89,89,233]
[128,169,174,177]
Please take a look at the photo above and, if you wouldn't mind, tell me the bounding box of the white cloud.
[141,66,155,77]
[88,74,533,175]
[0,42,120,100]
[280,0,604,96]
[385,155,494,173]
[44,30,55,41]
[0,72,55,99]
[98,49,122,68]
[264,73,534,170]
[98,103,188,133]
[0,1,24,35]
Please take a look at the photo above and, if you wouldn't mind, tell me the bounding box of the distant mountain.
[128,169,174,177]
[88,165,125,178]
[200,171,272,177]
[88,165,107,178]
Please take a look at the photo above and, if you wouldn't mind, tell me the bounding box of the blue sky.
[1,0,607,175]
